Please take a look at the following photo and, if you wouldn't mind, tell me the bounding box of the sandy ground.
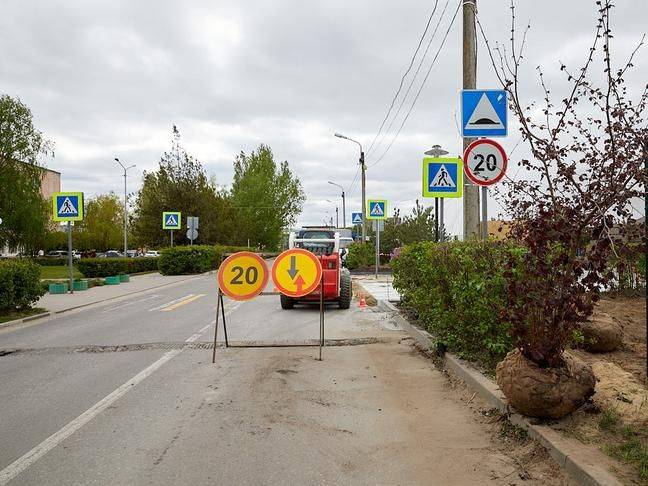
[556,296,647,484]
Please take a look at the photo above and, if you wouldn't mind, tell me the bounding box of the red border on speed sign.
[463,139,508,186]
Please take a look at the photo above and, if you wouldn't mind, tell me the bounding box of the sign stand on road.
[52,192,84,294]
[162,212,181,247]
[212,250,327,363]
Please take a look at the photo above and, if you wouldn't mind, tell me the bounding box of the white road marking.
[147,294,194,312]
[0,299,246,485]
[101,294,161,313]
[0,348,181,486]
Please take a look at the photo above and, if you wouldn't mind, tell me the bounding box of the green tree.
[380,200,437,255]
[230,144,304,249]
[131,126,235,247]
[77,193,123,251]
[0,94,52,253]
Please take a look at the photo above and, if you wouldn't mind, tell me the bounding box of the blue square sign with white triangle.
[366,200,387,220]
[162,211,182,229]
[351,212,363,225]
[461,89,508,137]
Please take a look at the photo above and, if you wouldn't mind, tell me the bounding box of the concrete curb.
[0,272,210,331]
[375,298,622,486]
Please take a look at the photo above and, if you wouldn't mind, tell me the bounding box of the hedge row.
[345,243,375,269]
[75,257,160,278]
[32,257,68,266]
[392,241,521,369]
[158,245,253,275]
[0,260,46,311]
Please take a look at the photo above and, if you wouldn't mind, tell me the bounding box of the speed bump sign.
[272,248,322,298]
[217,251,269,301]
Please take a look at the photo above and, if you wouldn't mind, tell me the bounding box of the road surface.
[0,273,551,485]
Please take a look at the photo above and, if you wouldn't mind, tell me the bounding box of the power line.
[368,0,461,169]
[368,0,452,160]
[366,0,441,156]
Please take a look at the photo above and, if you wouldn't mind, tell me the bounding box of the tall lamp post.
[327,181,346,228]
[334,133,365,241]
[424,144,449,242]
[326,200,339,228]
[114,158,136,256]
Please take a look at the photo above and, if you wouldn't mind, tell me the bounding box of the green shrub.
[392,241,520,369]
[75,258,160,278]
[345,243,375,269]
[158,245,255,275]
[0,260,46,311]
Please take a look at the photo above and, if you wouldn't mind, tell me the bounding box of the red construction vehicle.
[280,228,352,310]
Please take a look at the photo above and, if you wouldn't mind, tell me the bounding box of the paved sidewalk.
[352,274,401,302]
[38,272,206,313]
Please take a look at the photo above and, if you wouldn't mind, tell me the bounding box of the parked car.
[102,250,123,258]
[125,250,140,258]
[46,250,68,258]
[144,250,159,258]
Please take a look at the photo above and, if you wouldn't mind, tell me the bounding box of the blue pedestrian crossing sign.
[52,192,84,221]
[422,157,463,198]
[162,211,182,229]
[366,200,387,220]
[461,89,507,137]
[351,212,363,225]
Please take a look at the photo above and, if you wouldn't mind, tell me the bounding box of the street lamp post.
[424,145,450,242]
[114,158,136,256]
[326,200,339,228]
[334,133,365,241]
[328,181,346,228]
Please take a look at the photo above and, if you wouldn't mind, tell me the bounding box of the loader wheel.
[338,269,352,309]
[280,293,295,309]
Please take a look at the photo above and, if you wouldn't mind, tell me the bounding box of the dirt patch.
[556,296,648,484]
[351,281,377,306]
[441,369,574,485]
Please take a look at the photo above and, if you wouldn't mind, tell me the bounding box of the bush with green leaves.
[345,243,375,269]
[32,257,68,266]
[158,245,259,275]
[75,257,159,278]
[0,259,45,311]
[392,241,520,369]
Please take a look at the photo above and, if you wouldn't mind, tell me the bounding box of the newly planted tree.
[479,1,646,417]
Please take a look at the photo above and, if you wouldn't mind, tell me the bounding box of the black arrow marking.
[287,256,299,279]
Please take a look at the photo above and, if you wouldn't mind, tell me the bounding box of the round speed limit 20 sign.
[217,251,269,301]
[463,139,507,186]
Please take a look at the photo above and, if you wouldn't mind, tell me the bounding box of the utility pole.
[114,158,136,256]
[462,0,480,240]
[334,132,366,240]
[328,181,346,228]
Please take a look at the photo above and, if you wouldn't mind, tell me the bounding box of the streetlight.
[424,145,449,242]
[328,181,346,228]
[114,158,136,256]
[334,132,366,241]
[326,199,339,228]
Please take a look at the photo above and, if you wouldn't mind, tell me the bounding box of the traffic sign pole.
[67,222,73,294]
[481,186,488,241]
[375,222,380,279]
[170,230,173,248]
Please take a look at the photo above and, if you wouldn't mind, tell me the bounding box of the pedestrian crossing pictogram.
[429,164,456,188]
[370,204,383,216]
[58,197,78,215]
[162,211,182,229]
[366,200,387,220]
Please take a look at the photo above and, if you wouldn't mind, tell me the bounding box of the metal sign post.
[67,222,73,294]
[170,230,174,247]
[375,221,380,279]
[481,186,488,240]
[319,274,324,361]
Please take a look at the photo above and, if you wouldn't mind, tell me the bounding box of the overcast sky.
[1,0,645,235]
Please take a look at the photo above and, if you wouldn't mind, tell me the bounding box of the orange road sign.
[217,252,269,301]
[272,248,322,298]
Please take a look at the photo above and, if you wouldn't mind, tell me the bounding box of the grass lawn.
[0,307,47,324]
[40,266,83,280]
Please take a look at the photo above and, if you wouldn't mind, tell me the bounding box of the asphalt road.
[0,273,536,485]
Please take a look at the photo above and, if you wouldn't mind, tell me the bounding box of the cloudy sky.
[1,0,645,235]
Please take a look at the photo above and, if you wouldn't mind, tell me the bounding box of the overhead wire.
[366,0,444,157]
[368,0,462,169]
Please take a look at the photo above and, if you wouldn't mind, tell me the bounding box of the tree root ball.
[579,314,623,353]
[496,349,596,419]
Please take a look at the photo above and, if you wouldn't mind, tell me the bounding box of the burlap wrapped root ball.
[496,349,596,419]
